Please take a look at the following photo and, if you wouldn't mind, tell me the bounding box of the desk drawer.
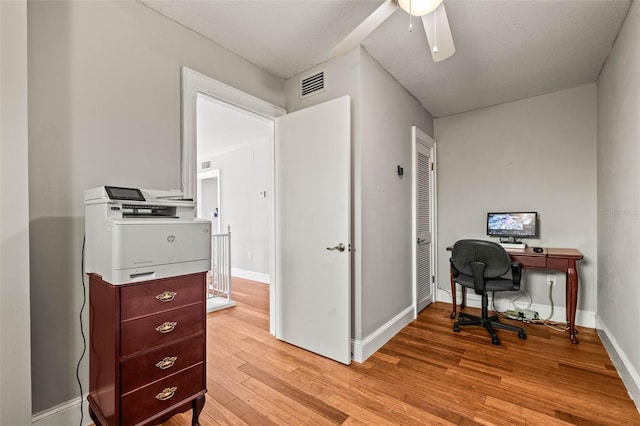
[510,254,547,269]
[120,274,204,320]
[120,334,204,394]
[121,363,204,426]
[121,304,203,356]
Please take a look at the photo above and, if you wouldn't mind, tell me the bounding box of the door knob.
[326,243,345,252]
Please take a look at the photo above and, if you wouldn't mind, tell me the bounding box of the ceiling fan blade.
[422,2,455,62]
[330,1,398,58]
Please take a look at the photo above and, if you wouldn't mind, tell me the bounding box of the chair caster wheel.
[492,337,500,345]
[519,332,527,340]
[453,325,461,332]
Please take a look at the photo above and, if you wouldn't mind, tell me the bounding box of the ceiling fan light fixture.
[398,0,443,17]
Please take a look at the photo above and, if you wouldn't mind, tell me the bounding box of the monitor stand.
[499,237,526,250]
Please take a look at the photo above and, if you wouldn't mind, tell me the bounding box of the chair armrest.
[511,261,522,289]
[449,257,459,277]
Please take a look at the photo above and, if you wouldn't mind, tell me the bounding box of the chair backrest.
[451,239,511,279]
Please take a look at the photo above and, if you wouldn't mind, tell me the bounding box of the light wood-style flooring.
[165,278,639,425]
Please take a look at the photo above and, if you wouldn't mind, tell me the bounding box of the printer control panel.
[105,186,145,201]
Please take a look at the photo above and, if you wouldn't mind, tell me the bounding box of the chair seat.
[454,273,515,292]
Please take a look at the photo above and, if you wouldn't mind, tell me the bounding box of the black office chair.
[451,239,527,345]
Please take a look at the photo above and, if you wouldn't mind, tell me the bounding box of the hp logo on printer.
[167,235,176,243]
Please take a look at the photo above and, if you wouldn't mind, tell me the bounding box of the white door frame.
[411,126,438,318]
[181,67,285,335]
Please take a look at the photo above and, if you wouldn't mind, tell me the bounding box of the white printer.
[84,186,211,284]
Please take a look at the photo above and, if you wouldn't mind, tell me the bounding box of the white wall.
[435,84,597,321]
[27,0,283,418]
[284,48,434,356]
[0,1,32,424]
[596,0,640,404]
[201,142,271,276]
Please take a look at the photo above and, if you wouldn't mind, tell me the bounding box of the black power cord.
[76,235,87,426]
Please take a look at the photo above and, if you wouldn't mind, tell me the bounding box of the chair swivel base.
[453,312,527,345]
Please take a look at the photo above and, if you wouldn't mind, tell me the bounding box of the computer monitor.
[487,212,538,243]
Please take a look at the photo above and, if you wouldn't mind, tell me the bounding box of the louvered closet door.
[416,141,434,312]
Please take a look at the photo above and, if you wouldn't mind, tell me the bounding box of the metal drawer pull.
[155,356,177,370]
[155,291,177,302]
[155,321,177,334]
[155,386,177,401]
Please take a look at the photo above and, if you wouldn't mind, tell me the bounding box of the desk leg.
[450,263,457,319]
[567,260,579,344]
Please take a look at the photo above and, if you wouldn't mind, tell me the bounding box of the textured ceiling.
[141,0,631,117]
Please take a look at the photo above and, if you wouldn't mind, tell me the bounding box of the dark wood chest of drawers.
[88,273,207,426]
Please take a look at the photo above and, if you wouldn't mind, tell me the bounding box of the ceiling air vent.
[201,160,211,170]
[300,71,325,99]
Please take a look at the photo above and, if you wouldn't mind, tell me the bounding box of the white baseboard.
[32,395,91,426]
[436,287,596,328]
[231,268,270,284]
[351,305,414,363]
[595,315,640,412]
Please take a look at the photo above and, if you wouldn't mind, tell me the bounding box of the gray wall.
[27,0,282,416]
[596,0,640,398]
[435,84,597,319]
[202,142,271,276]
[284,48,434,343]
[0,0,32,424]
[358,50,433,339]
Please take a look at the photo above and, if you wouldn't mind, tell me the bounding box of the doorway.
[196,93,273,281]
[182,67,285,335]
[412,126,437,316]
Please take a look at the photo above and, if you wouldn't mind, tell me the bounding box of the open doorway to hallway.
[195,93,273,313]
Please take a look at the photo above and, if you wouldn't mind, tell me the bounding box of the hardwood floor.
[165,278,639,426]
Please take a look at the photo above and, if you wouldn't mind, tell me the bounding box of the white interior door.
[413,127,436,314]
[275,96,351,365]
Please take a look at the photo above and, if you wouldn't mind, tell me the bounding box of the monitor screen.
[487,212,537,239]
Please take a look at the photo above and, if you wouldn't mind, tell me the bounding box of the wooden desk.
[448,247,584,344]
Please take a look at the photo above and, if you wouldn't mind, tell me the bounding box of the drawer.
[510,254,547,269]
[120,273,205,320]
[121,304,203,356]
[121,363,205,426]
[120,334,204,394]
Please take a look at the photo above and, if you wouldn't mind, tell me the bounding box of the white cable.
[544,282,555,321]
[511,289,532,311]
[439,285,452,298]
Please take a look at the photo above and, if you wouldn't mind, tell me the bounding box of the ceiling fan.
[331,0,455,62]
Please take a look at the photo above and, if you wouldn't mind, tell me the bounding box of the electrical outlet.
[547,273,555,287]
